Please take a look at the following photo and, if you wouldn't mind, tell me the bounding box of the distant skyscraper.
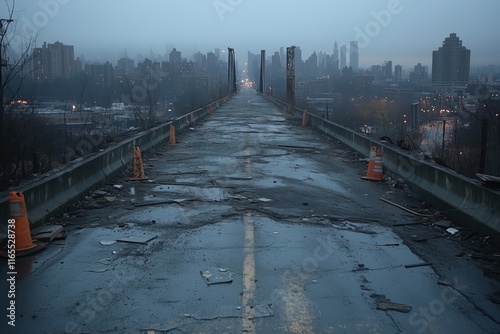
[117,57,135,77]
[214,48,221,62]
[340,45,347,70]
[169,48,182,63]
[410,63,428,85]
[385,60,392,78]
[349,41,359,72]
[295,46,302,63]
[332,41,339,71]
[432,33,470,89]
[394,64,402,82]
[280,47,285,69]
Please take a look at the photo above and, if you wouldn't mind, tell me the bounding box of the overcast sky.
[4,0,499,68]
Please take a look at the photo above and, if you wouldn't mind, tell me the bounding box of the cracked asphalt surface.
[1,88,499,333]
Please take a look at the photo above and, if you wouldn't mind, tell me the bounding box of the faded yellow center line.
[242,212,256,333]
[281,277,315,333]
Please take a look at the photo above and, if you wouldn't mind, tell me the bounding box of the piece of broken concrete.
[201,268,233,285]
[117,234,157,244]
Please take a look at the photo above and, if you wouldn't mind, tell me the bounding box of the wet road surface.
[1,89,499,333]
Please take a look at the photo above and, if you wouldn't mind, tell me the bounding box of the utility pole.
[0,18,14,140]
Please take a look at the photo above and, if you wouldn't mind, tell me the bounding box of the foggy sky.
[4,0,500,68]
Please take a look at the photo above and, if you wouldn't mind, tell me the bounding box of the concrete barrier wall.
[0,98,228,228]
[266,95,500,235]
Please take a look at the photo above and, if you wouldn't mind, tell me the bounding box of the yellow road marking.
[242,212,256,333]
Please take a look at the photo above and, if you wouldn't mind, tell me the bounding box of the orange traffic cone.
[362,146,384,181]
[169,124,176,145]
[302,109,308,128]
[133,147,147,181]
[8,192,46,255]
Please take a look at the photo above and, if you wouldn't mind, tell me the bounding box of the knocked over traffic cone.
[362,146,383,181]
[169,124,176,145]
[133,147,147,181]
[9,192,46,255]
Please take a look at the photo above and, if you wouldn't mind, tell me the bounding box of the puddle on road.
[151,185,228,202]
[118,203,233,226]
[251,156,348,194]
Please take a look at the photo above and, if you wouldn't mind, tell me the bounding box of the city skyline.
[3,0,499,69]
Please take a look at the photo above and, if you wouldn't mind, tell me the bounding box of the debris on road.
[393,222,423,227]
[371,294,412,313]
[376,243,400,247]
[446,228,459,235]
[31,225,64,243]
[201,268,233,285]
[410,236,428,243]
[117,233,157,244]
[252,304,274,318]
[99,240,116,246]
[92,190,108,198]
[434,220,452,228]
[84,267,109,273]
[376,301,412,313]
[379,197,433,218]
[404,262,433,269]
[113,185,124,190]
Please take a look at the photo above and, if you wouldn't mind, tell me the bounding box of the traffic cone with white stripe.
[362,146,384,181]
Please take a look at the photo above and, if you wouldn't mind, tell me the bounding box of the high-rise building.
[48,41,74,79]
[394,64,402,82]
[349,41,359,72]
[340,45,347,70]
[409,63,428,85]
[385,60,392,79]
[280,47,285,70]
[32,41,75,82]
[169,48,182,63]
[214,48,221,62]
[116,57,135,77]
[432,33,470,89]
[85,61,114,87]
[332,42,339,72]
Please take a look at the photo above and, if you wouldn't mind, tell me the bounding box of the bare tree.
[0,1,58,189]
[120,66,165,129]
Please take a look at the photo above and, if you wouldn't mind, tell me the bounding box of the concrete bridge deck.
[1,89,499,333]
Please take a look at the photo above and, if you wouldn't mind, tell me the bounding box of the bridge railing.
[0,97,231,229]
[264,94,500,237]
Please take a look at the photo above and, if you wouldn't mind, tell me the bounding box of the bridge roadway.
[2,88,499,333]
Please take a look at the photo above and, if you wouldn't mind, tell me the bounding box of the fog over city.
[5,0,500,67]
